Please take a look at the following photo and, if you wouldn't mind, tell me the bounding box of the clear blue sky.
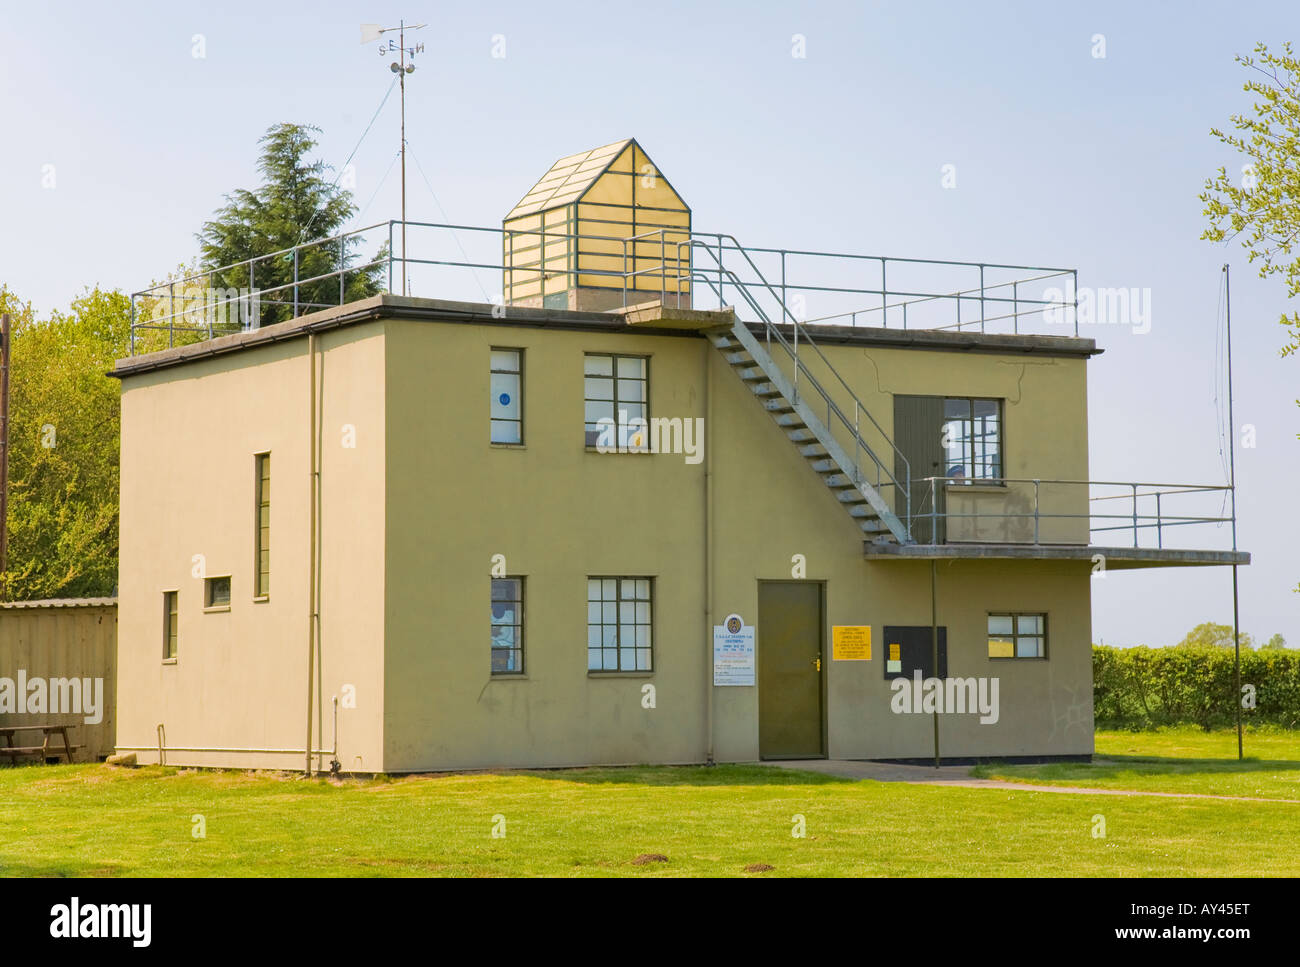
[1,1,1295,647]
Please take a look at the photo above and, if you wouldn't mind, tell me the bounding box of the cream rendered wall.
[383,321,709,771]
[116,324,386,770]
[382,316,1094,771]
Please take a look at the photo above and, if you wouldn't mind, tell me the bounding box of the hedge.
[1093,645,1300,730]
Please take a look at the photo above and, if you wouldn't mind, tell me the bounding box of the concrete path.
[761,759,1300,804]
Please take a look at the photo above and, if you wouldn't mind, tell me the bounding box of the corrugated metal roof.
[504,138,633,219]
[0,597,118,609]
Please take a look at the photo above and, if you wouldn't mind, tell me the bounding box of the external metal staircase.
[687,236,914,545]
[709,320,910,544]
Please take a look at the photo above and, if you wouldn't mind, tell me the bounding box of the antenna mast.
[361,20,426,296]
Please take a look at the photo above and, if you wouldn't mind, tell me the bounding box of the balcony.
[865,477,1248,568]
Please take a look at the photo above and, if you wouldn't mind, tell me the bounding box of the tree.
[1201,43,1300,595]
[1175,622,1255,650]
[1261,633,1289,650]
[1201,43,1300,366]
[0,284,127,600]
[197,122,385,329]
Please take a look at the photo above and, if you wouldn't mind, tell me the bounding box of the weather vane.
[361,21,427,296]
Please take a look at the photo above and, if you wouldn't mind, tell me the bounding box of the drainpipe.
[704,337,715,765]
[305,332,318,776]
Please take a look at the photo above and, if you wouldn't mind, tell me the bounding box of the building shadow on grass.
[510,763,851,787]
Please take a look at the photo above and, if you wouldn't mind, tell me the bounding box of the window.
[205,576,231,610]
[584,354,648,449]
[988,613,1047,659]
[587,578,652,671]
[255,452,270,597]
[163,591,178,661]
[490,349,524,444]
[942,398,1001,482]
[491,578,525,674]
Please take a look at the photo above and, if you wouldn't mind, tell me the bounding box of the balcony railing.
[911,477,1235,550]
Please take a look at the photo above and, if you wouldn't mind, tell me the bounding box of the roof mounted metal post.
[1072,269,1079,337]
[1013,280,1019,335]
[881,260,887,328]
[168,282,175,348]
[339,236,346,306]
[293,247,300,319]
[1131,483,1139,547]
[129,294,136,355]
[979,264,986,333]
[387,221,394,294]
[1033,479,1041,544]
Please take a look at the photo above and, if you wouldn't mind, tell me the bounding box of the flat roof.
[0,597,118,609]
[112,295,1101,380]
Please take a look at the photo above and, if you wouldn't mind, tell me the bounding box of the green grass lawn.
[2,730,1298,878]
[970,727,1300,800]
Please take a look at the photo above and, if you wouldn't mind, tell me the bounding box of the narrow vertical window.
[163,591,178,661]
[490,349,524,444]
[255,453,271,598]
[491,577,525,674]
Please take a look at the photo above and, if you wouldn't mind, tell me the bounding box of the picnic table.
[0,725,78,765]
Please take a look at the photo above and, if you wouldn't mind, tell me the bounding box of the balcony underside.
[862,542,1249,568]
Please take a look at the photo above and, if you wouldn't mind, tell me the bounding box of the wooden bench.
[0,725,79,764]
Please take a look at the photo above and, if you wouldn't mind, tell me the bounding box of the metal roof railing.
[128,219,1080,354]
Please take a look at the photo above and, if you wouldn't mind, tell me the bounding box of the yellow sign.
[832,626,872,660]
[888,643,901,661]
[988,638,1014,658]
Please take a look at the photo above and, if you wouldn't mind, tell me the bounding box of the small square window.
[988,612,1047,659]
[205,576,232,609]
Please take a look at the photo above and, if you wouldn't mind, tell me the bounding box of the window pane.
[584,376,614,401]
[587,579,601,599]
[1017,636,1043,658]
[587,601,601,623]
[490,419,521,444]
[635,579,649,598]
[491,578,519,601]
[602,578,616,598]
[616,356,645,379]
[490,350,520,372]
[988,615,1014,636]
[584,355,613,376]
[585,400,614,426]
[944,398,971,421]
[602,602,617,624]
[1016,614,1043,635]
[637,649,652,670]
[618,378,647,403]
[490,373,520,417]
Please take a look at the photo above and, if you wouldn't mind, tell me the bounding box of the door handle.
[812,657,821,672]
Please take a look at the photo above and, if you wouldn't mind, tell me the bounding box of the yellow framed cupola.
[503,138,692,311]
